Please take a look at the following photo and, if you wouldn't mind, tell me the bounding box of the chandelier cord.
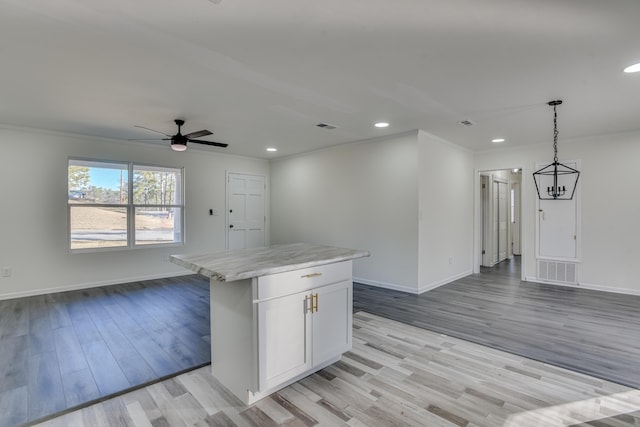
[553,103,559,163]
[533,99,579,200]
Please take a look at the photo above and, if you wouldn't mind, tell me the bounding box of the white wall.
[418,131,474,292]
[474,131,640,295]
[0,127,269,299]
[270,132,420,292]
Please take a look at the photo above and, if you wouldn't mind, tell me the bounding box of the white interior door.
[227,173,265,250]
[491,179,508,264]
[492,181,499,265]
[511,182,521,255]
[538,200,577,259]
[497,180,508,262]
[481,175,491,267]
[537,161,578,260]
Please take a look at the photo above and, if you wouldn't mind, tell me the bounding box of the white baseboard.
[525,276,640,297]
[353,277,420,294]
[0,271,195,301]
[354,270,473,295]
[418,270,473,294]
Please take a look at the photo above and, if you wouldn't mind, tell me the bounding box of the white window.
[68,159,184,251]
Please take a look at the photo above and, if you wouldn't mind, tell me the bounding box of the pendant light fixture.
[532,100,580,200]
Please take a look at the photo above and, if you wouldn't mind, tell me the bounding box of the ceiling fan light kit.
[532,100,580,200]
[171,141,187,151]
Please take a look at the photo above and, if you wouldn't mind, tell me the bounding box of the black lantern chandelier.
[532,100,580,200]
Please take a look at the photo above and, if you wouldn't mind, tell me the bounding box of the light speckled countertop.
[170,243,370,282]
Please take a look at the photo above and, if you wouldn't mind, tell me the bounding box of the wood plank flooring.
[4,257,640,426]
[354,257,640,390]
[32,312,640,427]
[0,275,211,427]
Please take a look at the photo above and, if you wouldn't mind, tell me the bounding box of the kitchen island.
[170,243,370,405]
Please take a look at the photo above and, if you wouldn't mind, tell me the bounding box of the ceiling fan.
[131,119,228,151]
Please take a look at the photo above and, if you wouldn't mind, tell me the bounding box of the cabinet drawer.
[256,261,352,301]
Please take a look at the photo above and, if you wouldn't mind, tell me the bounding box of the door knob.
[229,224,234,228]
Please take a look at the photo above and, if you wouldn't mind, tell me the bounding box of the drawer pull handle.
[313,293,319,313]
[301,272,322,279]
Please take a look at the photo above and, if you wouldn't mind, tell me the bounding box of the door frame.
[474,166,526,280]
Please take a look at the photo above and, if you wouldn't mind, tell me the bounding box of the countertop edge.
[223,252,369,281]
[170,248,370,282]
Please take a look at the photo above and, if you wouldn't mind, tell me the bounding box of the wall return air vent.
[537,260,577,285]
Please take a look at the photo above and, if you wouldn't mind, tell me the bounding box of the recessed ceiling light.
[374,122,389,128]
[492,138,505,143]
[624,62,640,73]
[266,147,277,152]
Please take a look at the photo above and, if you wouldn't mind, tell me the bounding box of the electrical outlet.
[2,267,11,277]
[448,257,453,265]
[162,255,170,262]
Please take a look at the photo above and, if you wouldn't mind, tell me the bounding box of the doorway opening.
[476,168,524,279]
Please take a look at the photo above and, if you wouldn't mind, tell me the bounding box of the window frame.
[68,157,185,253]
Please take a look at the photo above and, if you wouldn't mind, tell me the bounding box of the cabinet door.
[312,280,352,366]
[257,290,312,391]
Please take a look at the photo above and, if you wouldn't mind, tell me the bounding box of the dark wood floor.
[354,256,640,390]
[0,275,211,427]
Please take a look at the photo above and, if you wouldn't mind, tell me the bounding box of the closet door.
[537,161,579,260]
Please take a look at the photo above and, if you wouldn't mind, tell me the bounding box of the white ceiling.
[1,0,639,158]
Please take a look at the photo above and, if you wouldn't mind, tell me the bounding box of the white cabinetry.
[257,289,311,391]
[210,260,353,405]
[312,281,351,366]
[257,263,352,393]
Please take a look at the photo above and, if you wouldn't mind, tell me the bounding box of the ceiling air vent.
[458,120,475,127]
[316,123,337,130]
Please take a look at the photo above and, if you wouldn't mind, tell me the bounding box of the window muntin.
[68,159,184,251]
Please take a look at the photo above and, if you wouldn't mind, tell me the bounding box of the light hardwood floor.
[33,312,640,427]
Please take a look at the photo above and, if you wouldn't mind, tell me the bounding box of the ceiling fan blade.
[189,139,228,148]
[128,137,171,141]
[134,125,171,136]
[184,129,212,139]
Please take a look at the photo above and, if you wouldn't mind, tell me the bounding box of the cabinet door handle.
[301,272,322,279]
[305,295,313,313]
[305,293,319,313]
